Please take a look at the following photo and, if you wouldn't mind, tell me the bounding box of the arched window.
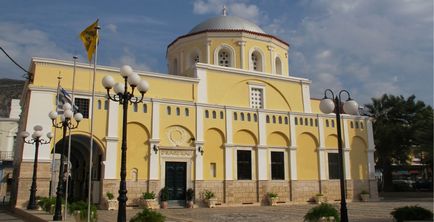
[97,100,102,110]
[266,115,270,123]
[176,107,180,116]
[350,122,354,128]
[104,100,109,110]
[241,113,245,121]
[191,52,199,65]
[143,104,147,113]
[247,113,251,121]
[300,118,303,125]
[254,114,258,122]
[234,112,238,120]
[326,119,329,127]
[284,117,288,124]
[331,120,335,128]
[295,118,298,125]
[133,103,138,112]
[212,111,217,119]
[275,56,282,74]
[220,111,224,119]
[360,122,364,129]
[167,106,171,115]
[251,51,263,71]
[272,115,276,123]
[218,48,231,67]
[310,118,313,126]
[278,116,282,124]
[185,108,189,116]
[355,121,359,128]
[205,110,209,118]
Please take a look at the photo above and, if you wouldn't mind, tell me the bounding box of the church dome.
[189,15,265,34]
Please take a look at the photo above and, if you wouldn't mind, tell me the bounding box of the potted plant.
[186,188,194,208]
[106,191,118,210]
[359,190,370,202]
[130,208,166,222]
[160,187,169,209]
[203,190,217,208]
[314,193,326,204]
[304,203,340,222]
[390,205,433,222]
[68,201,97,222]
[267,192,279,206]
[141,191,157,209]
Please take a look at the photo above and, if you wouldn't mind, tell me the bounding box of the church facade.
[13,13,378,208]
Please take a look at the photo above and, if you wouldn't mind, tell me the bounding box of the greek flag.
[56,87,78,114]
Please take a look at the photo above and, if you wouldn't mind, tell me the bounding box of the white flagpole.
[50,76,62,198]
[64,55,78,219]
[87,25,99,221]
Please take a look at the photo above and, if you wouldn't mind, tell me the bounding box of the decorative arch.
[162,125,194,147]
[248,47,265,72]
[204,128,225,180]
[297,132,319,180]
[214,44,236,67]
[234,129,257,146]
[350,136,368,180]
[275,55,283,75]
[126,122,150,180]
[267,131,289,147]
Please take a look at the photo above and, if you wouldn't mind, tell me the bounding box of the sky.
[0,0,432,106]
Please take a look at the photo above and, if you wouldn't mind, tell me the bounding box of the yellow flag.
[80,19,99,63]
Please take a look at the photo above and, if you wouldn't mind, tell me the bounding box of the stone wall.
[291,180,320,202]
[195,180,224,206]
[15,162,51,208]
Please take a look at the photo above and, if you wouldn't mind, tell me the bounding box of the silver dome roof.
[189,16,265,34]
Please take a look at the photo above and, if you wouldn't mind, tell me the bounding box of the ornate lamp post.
[102,65,149,222]
[319,89,359,222]
[49,103,83,221]
[20,125,53,210]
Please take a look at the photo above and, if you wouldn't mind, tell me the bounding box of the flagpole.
[64,56,78,219]
[87,25,99,222]
[50,76,62,198]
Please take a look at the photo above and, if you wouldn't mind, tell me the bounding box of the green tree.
[365,94,433,191]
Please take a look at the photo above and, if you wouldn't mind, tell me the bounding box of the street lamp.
[20,125,53,210]
[49,103,83,221]
[319,89,358,222]
[102,65,149,222]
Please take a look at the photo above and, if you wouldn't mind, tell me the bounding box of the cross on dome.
[222,5,227,16]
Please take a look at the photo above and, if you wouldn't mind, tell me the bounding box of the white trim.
[343,119,351,180]
[289,114,297,180]
[268,45,275,74]
[195,106,204,180]
[196,63,311,84]
[302,83,311,113]
[206,40,211,63]
[238,41,246,69]
[274,55,283,75]
[268,149,288,181]
[248,85,266,109]
[104,140,118,179]
[195,67,208,103]
[318,117,326,180]
[257,146,267,180]
[151,101,160,140]
[367,120,376,179]
[225,109,233,143]
[224,144,233,180]
[213,44,236,68]
[258,112,266,146]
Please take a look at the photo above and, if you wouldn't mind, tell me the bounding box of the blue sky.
[1,0,432,106]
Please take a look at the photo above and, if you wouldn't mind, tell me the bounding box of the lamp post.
[49,103,83,221]
[21,125,53,210]
[319,89,359,222]
[102,65,149,222]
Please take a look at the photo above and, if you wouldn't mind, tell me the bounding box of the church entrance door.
[165,162,186,207]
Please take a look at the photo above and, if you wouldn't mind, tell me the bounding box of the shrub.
[160,187,169,201]
[106,192,114,200]
[267,192,278,198]
[203,190,215,200]
[142,191,156,199]
[68,201,98,222]
[186,188,194,201]
[130,208,165,222]
[304,203,340,222]
[391,205,433,222]
[360,190,369,195]
[37,197,56,212]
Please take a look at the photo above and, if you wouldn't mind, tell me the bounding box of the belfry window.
[218,49,231,67]
[251,51,262,71]
[250,87,264,109]
[275,57,282,75]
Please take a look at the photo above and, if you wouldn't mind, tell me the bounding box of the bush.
[130,208,165,222]
[267,192,278,198]
[160,187,169,201]
[68,201,98,222]
[203,190,215,200]
[304,203,340,222]
[360,190,369,195]
[106,192,114,200]
[37,197,56,212]
[391,205,433,222]
[142,191,156,199]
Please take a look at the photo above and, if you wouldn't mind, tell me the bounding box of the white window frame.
[248,84,266,109]
[214,44,236,68]
[74,95,93,119]
[325,150,339,180]
[234,147,255,180]
[268,148,288,181]
[248,47,265,72]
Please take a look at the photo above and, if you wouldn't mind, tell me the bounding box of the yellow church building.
[13,12,378,208]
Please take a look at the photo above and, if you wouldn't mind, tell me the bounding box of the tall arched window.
[275,57,282,75]
[251,51,263,71]
[218,48,231,67]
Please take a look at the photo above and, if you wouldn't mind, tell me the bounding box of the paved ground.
[4,192,434,222]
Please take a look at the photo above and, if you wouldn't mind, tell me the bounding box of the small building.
[12,13,377,208]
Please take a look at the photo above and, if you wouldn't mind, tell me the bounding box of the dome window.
[219,49,231,67]
[275,57,282,75]
[250,50,263,72]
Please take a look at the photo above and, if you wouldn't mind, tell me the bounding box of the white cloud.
[193,0,262,23]
[106,24,117,33]
[0,22,72,79]
[110,47,152,72]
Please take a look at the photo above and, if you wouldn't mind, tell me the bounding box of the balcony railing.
[0,151,14,161]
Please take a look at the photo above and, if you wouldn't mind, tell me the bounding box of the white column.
[225,109,233,180]
[149,101,160,180]
[289,114,297,180]
[317,116,327,180]
[367,119,376,179]
[195,106,204,180]
[206,40,211,64]
[343,118,351,180]
[238,41,246,69]
[302,83,312,113]
[257,112,267,180]
[268,46,275,74]
[104,99,119,179]
[195,67,208,103]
